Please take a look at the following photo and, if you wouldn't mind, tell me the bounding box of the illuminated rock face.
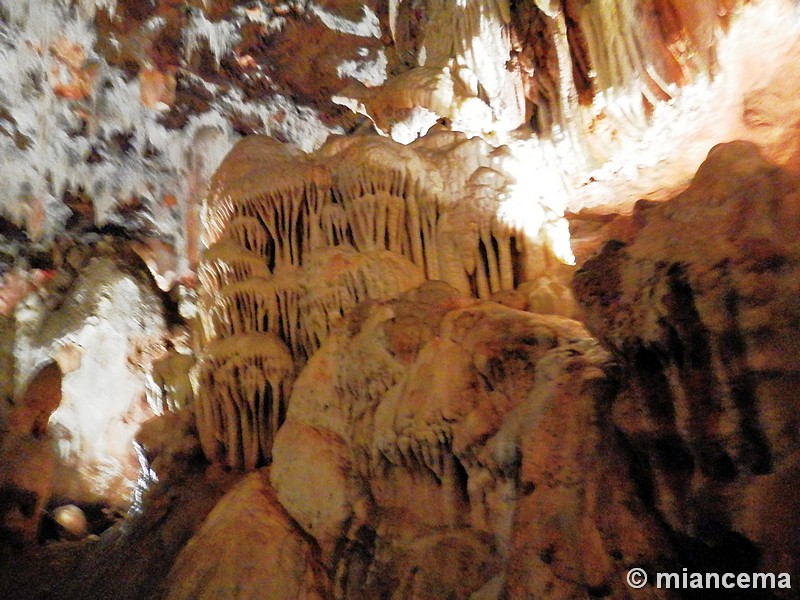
[193,131,578,469]
[338,0,525,140]
[11,250,167,508]
[1,2,800,599]
[574,141,800,587]
[203,132,571,306]
[268,281,668,599]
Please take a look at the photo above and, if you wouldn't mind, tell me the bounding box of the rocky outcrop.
[267,281,673,599]
[166,470,330,600]
[574,141,800,589]
[192,131,577,470]
[0,361,60,546]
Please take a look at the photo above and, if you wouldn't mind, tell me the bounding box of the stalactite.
[201,131,573,309]
[575,0,730,134]
[222,216,273,258]
[193,333,294,470]
[147,350,195,414]
[347,0,524,139]
[203,277,276,339]
[197,241,271,293]
[194,127,579,468]
[262,267,305,362]
[203,135,330,250]
[419,0,524,130]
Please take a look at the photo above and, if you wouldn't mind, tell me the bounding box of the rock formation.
[0,362,61,545]
[574,140,800,589]
[166,470,331,600]
[0,1,799,600]
[268,281,643,599]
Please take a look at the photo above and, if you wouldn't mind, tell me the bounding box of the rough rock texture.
[574,141,800,591]
[192,130,577,470]
[268,281,673,599]
[0,361,61,545]
[0,0,777,266]
[0,435,56,546]
[202,131,573,306]
[0,463,241,600]
[167,470,330,600]
[1,2,800,599]
[9,244,168,509]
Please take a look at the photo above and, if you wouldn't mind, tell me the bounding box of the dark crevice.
[718,289,773,475]
[665,264,736,482]
[631,346,676,422]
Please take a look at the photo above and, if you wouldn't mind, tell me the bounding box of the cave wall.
[0,1,798,599]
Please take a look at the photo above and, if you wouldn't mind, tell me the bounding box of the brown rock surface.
[1,3,800,599]
[0,361,62,546]
[166,469,330,600]
[574,140,800,589]
[270,281,671,598]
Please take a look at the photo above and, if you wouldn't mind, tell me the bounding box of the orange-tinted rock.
[8,361,62,437]
[0,435,56,546]
[139,67,177,110]
[574,141,800,587]
[271,282,652,598]
[166,470,331,600]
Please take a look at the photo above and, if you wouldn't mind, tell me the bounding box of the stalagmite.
[193,333,294,470]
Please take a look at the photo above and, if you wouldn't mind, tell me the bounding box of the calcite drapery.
[344,0,525,140]
[193,333,294,471]
[194,131,577,473]
[269,281,673,599]
[196,241,271,294]
[203,132,567,307]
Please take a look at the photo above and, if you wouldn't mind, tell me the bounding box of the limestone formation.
[574,141,800,589]
[193,130,575,469]
[166,470,331,600]
[147,348,195,414]
[51,504,88,540]
[269,281,671,599]
[346,0,525,140]
[9,249,167,509]
[193,333,294,471]
[3,361,62,438]
[1,3,800,600]
[202,131,571,305]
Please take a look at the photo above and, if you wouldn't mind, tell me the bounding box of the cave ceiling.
[0,0,798,288]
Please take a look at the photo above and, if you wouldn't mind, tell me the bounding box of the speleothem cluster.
[191,131,572,469]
